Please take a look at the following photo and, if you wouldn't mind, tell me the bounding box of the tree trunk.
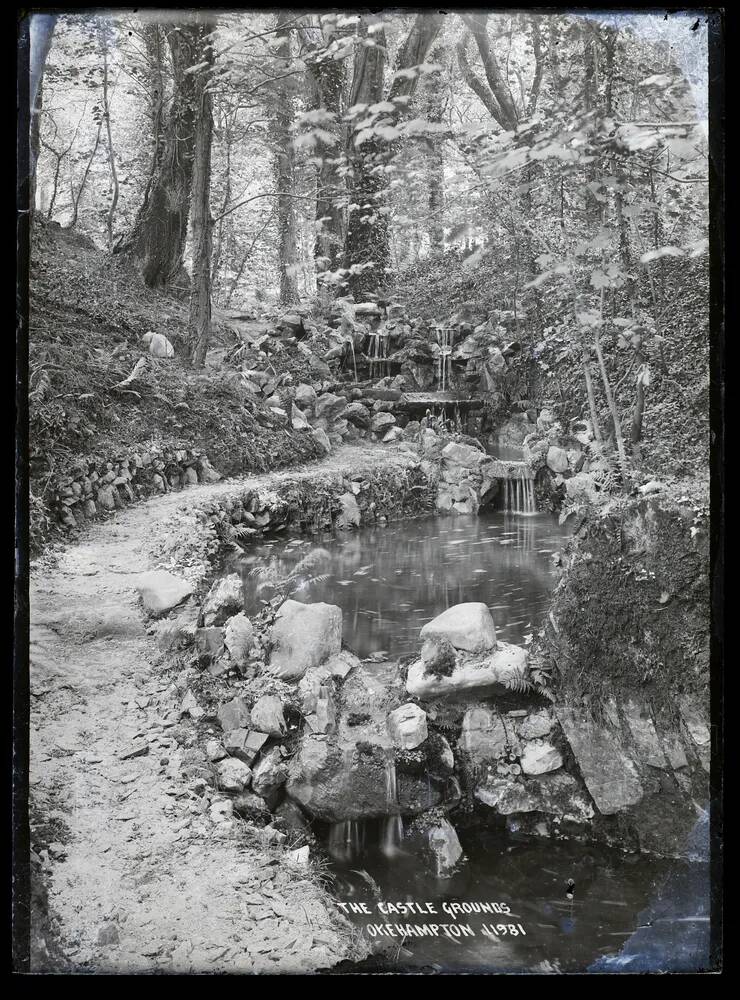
[117,22,202,287]
[29,15,57,219]
[274,12,300,305]
[344,13,444,299]
[594,331,629,481]
[100,25,119,252]
[188,17,216,368]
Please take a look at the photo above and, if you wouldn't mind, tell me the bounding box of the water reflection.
[237,512,570,657]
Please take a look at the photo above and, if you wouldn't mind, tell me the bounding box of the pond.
[238,510,570,658]
[326,830,710,974]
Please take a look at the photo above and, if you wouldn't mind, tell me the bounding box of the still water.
[239,511,570,657]
[327,831,710,974]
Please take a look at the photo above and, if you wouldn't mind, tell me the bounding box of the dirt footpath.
[28,446,408,973]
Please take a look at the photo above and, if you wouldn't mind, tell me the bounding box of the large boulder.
[223,612,253,668]
[441,441,485,469]
[420,602,496,654]
[371,411,396,435]
[202,574,243,626]
[251,748,288,798]
[555,706,643,814]
[387,703,428,750]
[217,696,251,733]
[476,772,594,822]
[135,570,193,616]
[268,600,342,680]
[406,643,528,699]
[285,736,390,822]
[250,695,287,737]
[342,402,371,429]
[315,393,347,420]
[546,445,569,474]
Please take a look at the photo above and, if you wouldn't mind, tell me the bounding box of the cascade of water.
[328,819,363,862]
[503,464,537,515]
[380,758,403,857]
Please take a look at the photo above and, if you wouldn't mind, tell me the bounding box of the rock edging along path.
[28,445,425,973]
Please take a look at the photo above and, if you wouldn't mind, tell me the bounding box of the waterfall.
[380,758,403,857]
[368,329,389,379]
[328,819,364,862]
[503,464,536,515]
[435,326,452,390]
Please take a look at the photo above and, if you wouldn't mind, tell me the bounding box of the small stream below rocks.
[238,511,569,658]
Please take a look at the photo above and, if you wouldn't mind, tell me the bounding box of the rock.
[623,700,666,768]
[183,466,198,485]
[342,401,371,429]
[325,650,360,680]
[441,441,485,468]
[217,697,251,733]
[146,332,175,358]
[546,446,569,474]
[288,845,311,866]
[556,706,643,814]
[209,799,234,823]
[179,689,203,720]
[268,599,342,681]
[136,570,193,616]
[638,479,667,495]
[365,387,402,402]
[233,792,270,820]
[291,403,309,430]
[285,735,390,822]
[97,923,120,947]
[311,427,332,456]
[217,758,252,793]
[195,626,223,658]
[420,602,496,654]
[388,703,428,750]
[476,772,594,822]
[202,574,243,627]
[520,741,563,775]
[251,748,288,797]
[406,643,528,699]
[250,695,286,737]
[517,710,554,740]
[206,739,226,762]
[295,382,317,411]
[315,685,337,734]
[536,408,556,433]
[223,612,253,668]
[420,636,456,676]
[460,707,508,762]
[224,728,253,762]
[275,799,311,835]
[428,817,463,876]
[382,426,403,443]
[371,411,396,434]
[315,393,346,420]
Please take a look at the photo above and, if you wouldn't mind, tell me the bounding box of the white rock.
[291,403,309,430]
[387,703,428,750]
[251,748,288,797]
[406,643,528,699]
[206,739,227,762]
[520,741,563,775]
[460,707,508,762]
[428,818,463,876]
[147,333,175,358]
[441,441,485,468]
[136,570,193,615]
[288,845,310,866]
[311,427,332,456]
[268,600,342,681]
[209,799,234,823]
[250,695,286,737]
[223,612,253,668]
[546,446,569,474]
[217,758,252,793]
[420,602,496,653]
